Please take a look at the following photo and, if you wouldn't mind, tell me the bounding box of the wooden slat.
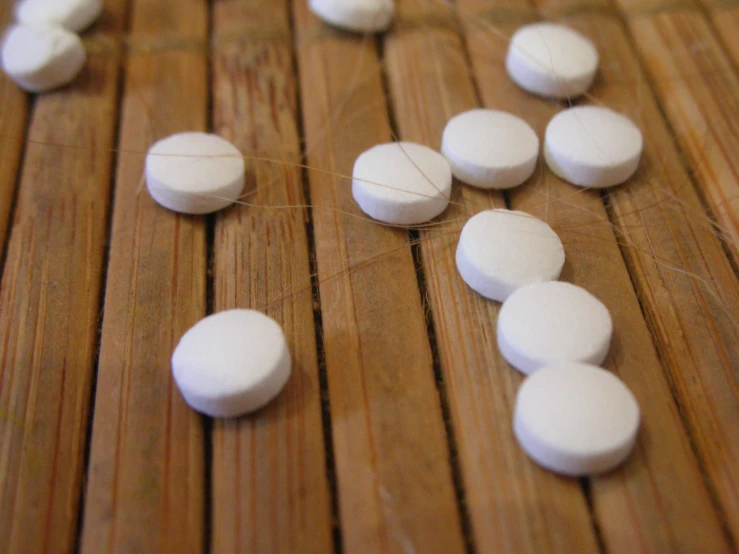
[384,2,601,553]
[600,5,739,542]
[620,9,739,265]
[79,0,207,552]
[699,0,738,10]
[210,0,333,552]
[0,1,127,552]
[293,2,467,552]
[459,3,734,551]
[0,6,28,252]
[710,7,739,82]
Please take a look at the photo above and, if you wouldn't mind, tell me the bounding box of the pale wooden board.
[79,0,208,552]
[385,1,601,553]
[210,0,334,552]
[0,1,126,552]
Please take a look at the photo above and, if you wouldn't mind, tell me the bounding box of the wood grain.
[623,10,739,265]
[710,7,739,83]
[210,0,333,552]
[79,0,208,552]
[459,2,733,551]
[0,1,127,552]
[698,0,739,10]
[0,5,28,253]
[385,2,601,553]
[293,2,467,552]
[605,6,739,543]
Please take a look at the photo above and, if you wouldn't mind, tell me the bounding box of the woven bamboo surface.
[0,0,738,552]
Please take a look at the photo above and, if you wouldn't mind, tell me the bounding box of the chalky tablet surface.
[545,106,643,188]
[514,362,640,476]
[15,0,103,33]
[1,24,86,93]
[456,210,565,302]
[146,132,245,215]
[172,310,292,418]
[441,109,539,190]
[352,142,452,225]
[506,22,598,99]
[497,281,612,375]
[309,0,394,33]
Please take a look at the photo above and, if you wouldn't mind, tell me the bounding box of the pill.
[1,24,86,93]
[145,132,245,215]
[456,209,565,302]
[497,281,612,375]
[15,0,103,33]
[514,362,640,476]
[309,0,394,33]
[441,109,539,190]
[506,22,598,100]
[544,106,643,188]
[352,142,452,225]
[172,310,292,418]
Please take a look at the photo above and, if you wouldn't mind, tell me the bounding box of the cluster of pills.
[0,0,644,478]
[1,0,102,93]
[339,14,643,477]
[158,15,643,477]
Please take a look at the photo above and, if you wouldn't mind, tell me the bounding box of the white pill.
[1,24,86,93]
[514,362,640,476]
[544,106,643,188]
[309,0,394,33]
[172,310,292,418]
[146,132,245,215]
[456,209,565,302]
[15,0,103,33]
[352,142,452,225]
[441,109,539,190]
[506,22,598,100]
[497,281,612,375]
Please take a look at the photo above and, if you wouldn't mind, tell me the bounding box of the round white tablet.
[544,106,643,188]
[497,281,612,375]
[1,24,86,93]
[514,362,640,476]
[309,0,395,33]
[441,109,539,190]
[456,209,565,302]
[146,132,245,215]
[352,142,452,225]
[15,0,103,33]
[506,22,598,100]
[172,310,292,418]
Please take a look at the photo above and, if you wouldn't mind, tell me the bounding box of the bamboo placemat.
[0,0,737,552]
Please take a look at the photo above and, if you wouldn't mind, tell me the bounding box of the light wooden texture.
[0,1,126,552]
[79,0,208,552]
[293,2,467,552]
[385,2,601,553]
[621,10,739,265]
[711,7,739,83]
[460,3,733,552]
[609,4,739,543]
[462,5,728,552]
[0,0,738,551]
[210,0,334,552]
[0,5,28,252]
[698,0,738,10]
